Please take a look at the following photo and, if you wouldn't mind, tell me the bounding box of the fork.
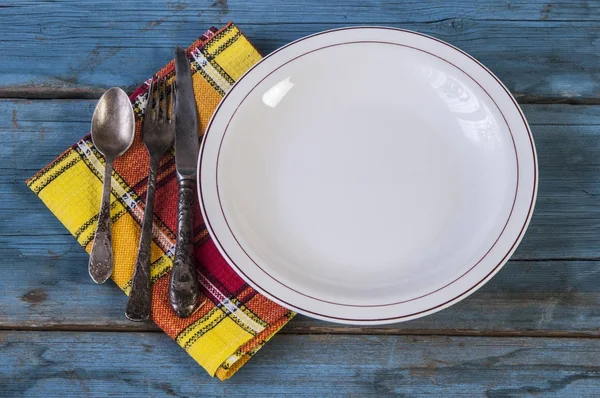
[125,77,175,321]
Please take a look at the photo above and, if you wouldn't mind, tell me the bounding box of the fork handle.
[125,156,160,321]
[169,178,201,318]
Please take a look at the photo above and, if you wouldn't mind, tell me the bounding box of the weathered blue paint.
[1,0,599,394]
[0,1,598,99]
[3,332,600,396]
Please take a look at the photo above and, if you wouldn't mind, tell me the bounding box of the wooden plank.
[2,100,600,333]
[4,0,599,24]
[0,1,599,100]
[3,100,600,259]
[3,102,600,333]
[3,234,600,335]
[2,331,600,395]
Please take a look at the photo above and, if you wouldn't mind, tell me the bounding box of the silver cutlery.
[169,46,202,317]
[89,87,135,284]
[125,77,176,321]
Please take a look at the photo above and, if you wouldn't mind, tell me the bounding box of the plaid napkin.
[26,22,294,380]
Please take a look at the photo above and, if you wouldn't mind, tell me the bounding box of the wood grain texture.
[3,331,600,396]
[1,99,600,335]
[0,1,598,100]
[1,1,599,389]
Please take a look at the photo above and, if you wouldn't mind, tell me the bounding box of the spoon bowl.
[88,87,135,284]
[92,88,136,158]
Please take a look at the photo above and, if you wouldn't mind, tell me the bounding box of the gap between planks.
[2,324,600,339]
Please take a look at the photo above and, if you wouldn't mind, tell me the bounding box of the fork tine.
[170,79,176,123]
[161,77,168,123]
[145,77,155,121]
[153,77,161,122]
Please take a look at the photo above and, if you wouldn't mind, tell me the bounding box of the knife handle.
[169,178,201,318]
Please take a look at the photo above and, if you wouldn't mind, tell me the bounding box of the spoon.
[89,87,135,284]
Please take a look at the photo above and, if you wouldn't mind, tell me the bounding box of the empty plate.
[198,27,538,324]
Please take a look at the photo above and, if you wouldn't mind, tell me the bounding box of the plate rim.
[198,26,539,324]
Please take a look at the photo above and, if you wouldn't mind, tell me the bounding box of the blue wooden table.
[2,1,600,395]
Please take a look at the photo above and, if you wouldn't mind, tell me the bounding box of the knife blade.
[174,46,200,178]
[169,46,203,318]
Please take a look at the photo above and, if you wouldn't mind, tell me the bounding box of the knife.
[169,46,202,318]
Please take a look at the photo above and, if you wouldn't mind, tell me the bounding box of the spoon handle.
[89,158,115,284]
[125,156,159,321]
[169,178,201,318]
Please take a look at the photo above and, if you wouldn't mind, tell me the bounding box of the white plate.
[198,27,537,324]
